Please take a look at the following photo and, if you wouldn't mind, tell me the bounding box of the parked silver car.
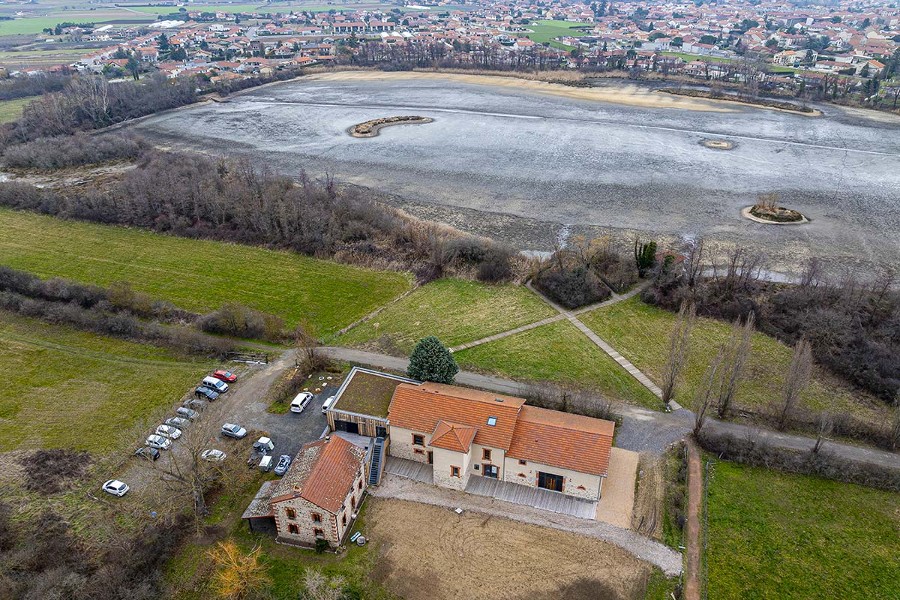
[165,417,190,430]
[156,424,182,440]
[146,434,172,450]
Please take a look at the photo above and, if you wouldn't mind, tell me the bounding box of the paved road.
[322,346,900,472]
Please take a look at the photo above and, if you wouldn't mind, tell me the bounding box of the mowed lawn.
[337,278,556,352]
[707,460,900,599]
[580,297,885,421]
[0,209,412,335]
[0,311,212,453]
[454,319,662,409]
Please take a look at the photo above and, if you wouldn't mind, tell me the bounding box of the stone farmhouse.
[329,367,616,502]
[243,435,368,548]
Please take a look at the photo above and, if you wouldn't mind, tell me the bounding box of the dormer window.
[487,416,497,426]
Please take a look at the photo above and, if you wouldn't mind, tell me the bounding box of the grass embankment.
[519,19,590,50]
[0,208,412,335]
[0,310,212,453]
[580,297,885,421]
[455,319,662,409]
[338,278,556,352]
[0,97,33,124]
[707,459,900,599]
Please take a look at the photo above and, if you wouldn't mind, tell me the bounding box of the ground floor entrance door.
[537,471,564,492]
[427,451,434,465]
[483,464,499,478]
[335,420,359,434]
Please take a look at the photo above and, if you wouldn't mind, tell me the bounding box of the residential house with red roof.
[387,381,614,500]
[243,435,369,549]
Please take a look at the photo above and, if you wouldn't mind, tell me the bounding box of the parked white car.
[156,424,182,440]
[322,395,336,413]
[201,449,227,462]
[102,479,129,497]
[146,434,172,450]
[290,392,313,413]
[202,376,229,393]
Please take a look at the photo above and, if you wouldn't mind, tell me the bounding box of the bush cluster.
[0,149,518,281]
[533,264,610,309]
[697,427,900,492]
[2,133,149,170]
[522,381,616,422]
[644,264,900,403]
[199,302,285,342]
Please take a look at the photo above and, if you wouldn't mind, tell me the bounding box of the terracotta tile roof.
[388,383,525,450]
[271,435,366,513]
[429,420,477,453]
[507,406,614,477]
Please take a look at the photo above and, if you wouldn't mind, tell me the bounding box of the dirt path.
[683,440,703,600]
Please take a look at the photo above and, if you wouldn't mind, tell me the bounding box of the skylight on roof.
[487,416,497,426]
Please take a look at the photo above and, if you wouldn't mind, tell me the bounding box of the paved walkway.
[372,472,683,576]
[465,472,598,519]
[524,282,671,406]
[595,448,639,529]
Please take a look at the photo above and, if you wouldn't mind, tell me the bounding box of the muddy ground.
[365,497,655,600]
[128,71,900,277]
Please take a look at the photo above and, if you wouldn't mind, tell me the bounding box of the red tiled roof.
[507,406,614,477]
[271,435,365,513]
[430,420,477,453]
[389,383,525,450]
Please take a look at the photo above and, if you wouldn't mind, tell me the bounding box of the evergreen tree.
[407,336,459,384]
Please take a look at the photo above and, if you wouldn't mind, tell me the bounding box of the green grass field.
[707,460,900,599]
[0,97,32,124]
[0,209,412,335]
[519,19,589,50]
[454,319,662,409]
[0,11,154,36]
[337,278,556,351]
[0,310,211,453]
[580,297,885,421]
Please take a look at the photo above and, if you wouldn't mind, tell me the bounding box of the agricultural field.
[0,47,90,68]
[0,209,412,335]
[0,96,32,124]
[0,310,211,453]
[454,319,662,409]
[0,10,154,36]
[519,19,590,50]
[706,460,900,599]
[580,297,886,422]
[337,278,556,352]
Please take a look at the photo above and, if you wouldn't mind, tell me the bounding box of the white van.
[202,376,228,393]
[322,396,336,414]
[290,392,313,414]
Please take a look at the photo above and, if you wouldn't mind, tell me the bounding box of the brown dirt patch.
[700,139,735,150]
[631,453,665,540]
[365,497,655,600]
[349,116,433,138]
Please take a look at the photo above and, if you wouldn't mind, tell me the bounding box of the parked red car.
[213,369,237,383]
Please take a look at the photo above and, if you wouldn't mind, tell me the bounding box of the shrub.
[199,303,285,342]
[407,336,459,384]
[533,264,610,309]
[2,133,149,170]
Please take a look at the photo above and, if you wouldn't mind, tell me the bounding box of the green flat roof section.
[331,367,415,419]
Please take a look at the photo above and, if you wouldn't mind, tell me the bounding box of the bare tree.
[812,411,833,454]
[693,347,725,437]
[138,402,231,532]
[661,301,696,409]
[890,395,900,451]
[777,338,813,430]
[716,312,755,418]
